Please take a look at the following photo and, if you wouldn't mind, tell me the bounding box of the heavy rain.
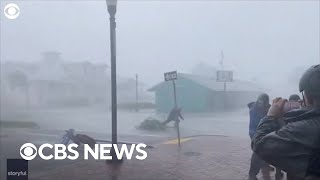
[1,1,319,180]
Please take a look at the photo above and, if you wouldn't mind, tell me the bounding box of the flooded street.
[2,107,250,138]
[1,1,319,179]
[1,107,253,180]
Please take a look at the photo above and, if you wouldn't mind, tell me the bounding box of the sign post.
[216,70,233,110]
[164,71,181,148]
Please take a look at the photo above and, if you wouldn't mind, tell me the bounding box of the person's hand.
[267,97,288,118]
[298,99,304,107]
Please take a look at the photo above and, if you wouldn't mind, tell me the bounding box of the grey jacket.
[251,108,320,179]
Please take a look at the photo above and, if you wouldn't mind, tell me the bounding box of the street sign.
[163,70,181,148]
[216,70,233,82]
[164,71,177,81]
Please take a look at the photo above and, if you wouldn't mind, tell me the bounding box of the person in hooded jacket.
[248,93,272,180]
[162,106,184,127]
[252,64,320,180]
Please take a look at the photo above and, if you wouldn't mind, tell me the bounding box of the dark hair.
[289,94,300,102]
[257,93,269,104]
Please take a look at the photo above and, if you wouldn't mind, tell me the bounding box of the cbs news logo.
[4,3,20,19]
[20,143,148,160]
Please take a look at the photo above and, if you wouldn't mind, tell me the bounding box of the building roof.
[148,73,266,92]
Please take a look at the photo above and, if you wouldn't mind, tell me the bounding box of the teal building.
[148,73,265,113]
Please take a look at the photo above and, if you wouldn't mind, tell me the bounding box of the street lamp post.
[106,0,122,164]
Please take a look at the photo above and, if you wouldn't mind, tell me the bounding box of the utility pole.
[135,74,139,112]
[220,50,224,70]
[221,50,226,110]
[219,50,228,110]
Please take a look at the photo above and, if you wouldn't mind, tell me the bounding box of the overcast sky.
[1,1,319,90]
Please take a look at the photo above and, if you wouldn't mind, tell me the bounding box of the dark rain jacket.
[252,107,320,179]
[167,108,184,122]
[248,102,270,139]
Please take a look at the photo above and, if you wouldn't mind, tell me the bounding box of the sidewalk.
[30,136,253,180]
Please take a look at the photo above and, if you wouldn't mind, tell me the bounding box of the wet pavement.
[28,136,253,180]
[0,128,171,180]
[1,107,250,137]
[1,108,262,180]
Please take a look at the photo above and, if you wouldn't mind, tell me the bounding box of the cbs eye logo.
[4,3,20,20]
[20,143,37,160]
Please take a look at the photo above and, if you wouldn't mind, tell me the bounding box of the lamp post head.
[106,0,117,15]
